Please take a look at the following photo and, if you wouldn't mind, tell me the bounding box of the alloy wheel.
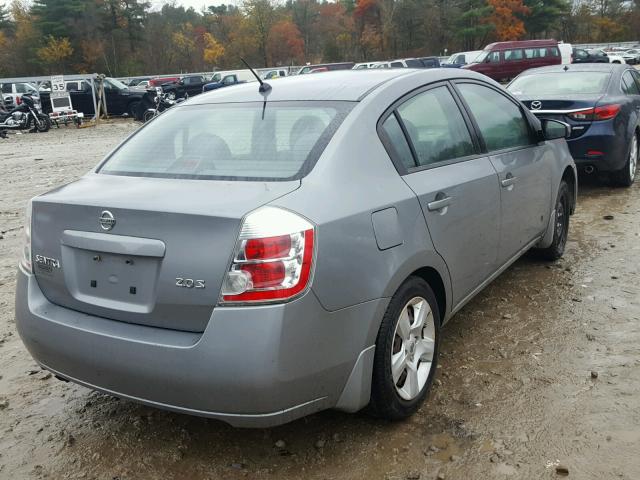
[391,296,436,401]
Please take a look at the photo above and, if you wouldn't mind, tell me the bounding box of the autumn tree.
[203,32,225,67]
[267,19,304,65]
[245,0,279,67]
[485,0,530,41]
[37,36,74,72]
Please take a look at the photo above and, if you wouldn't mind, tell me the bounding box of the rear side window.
[390,62,404,68]
[622,71,640,95]
[504,49,523,61]
[1,84,10,94]
[99,101,352,181]
[488,51,500,63]
[381,114,415,169]
[396,86,474,166]
[457,83,532,152]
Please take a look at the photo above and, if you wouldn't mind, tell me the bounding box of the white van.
[558,42,573,64]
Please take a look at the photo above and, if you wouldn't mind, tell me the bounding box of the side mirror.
[484,57,491,63]
[179,80,185,85]
[541,118,571,140]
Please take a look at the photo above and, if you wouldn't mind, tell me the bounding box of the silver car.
[15,69,577,427]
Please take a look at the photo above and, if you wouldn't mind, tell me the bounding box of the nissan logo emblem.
[531,100,542,110]
[99,210,116,231]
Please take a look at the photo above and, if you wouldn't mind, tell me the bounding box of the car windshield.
[99,101,352,181]
[508,72,611,96]
[473,51,489,63]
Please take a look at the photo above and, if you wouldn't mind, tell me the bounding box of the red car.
[148,76,180,87]
[463,40,561,82]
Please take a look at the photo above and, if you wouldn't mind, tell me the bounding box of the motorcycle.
[138,88,186,123]
[0,94,50,138]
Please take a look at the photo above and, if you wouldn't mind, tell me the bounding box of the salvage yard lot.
[1,122,639,479]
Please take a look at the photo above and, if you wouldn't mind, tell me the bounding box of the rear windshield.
[99,101,352,181]
[508,72,611,96]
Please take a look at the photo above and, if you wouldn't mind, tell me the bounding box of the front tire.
[612,132,638,187]
[536,180,570,261]
[369,276,440,420]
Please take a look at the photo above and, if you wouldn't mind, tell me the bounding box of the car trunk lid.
[31,174,299,332]
[520,94,604,139]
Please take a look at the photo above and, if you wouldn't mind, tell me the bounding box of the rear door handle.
[427,196,452,211]
[501,174,517,188]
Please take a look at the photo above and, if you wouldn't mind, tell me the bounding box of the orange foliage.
[485,0,530,41]
[354,0,378,19]
[267,20,304,65]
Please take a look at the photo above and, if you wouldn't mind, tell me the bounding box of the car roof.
[485,39,557,50]
[191,69,417,103]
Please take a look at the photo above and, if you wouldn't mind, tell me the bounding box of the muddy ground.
[0,122,639,480]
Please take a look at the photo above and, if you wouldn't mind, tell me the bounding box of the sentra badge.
[35,255,60,272]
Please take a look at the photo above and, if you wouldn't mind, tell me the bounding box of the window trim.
[451,79,538,156]
[377,81,485,175]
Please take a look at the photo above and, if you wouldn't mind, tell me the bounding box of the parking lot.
[0,123,639,479]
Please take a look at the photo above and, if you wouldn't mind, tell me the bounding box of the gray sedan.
[15,69,577,427]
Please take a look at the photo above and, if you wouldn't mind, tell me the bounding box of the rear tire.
[535,180,570,261]
[369,276,440,421]
[612,133,638,187]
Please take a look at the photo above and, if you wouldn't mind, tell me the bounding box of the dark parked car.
[463,40,561,82]
[202,74,247,92]
[40,78,144,118]
[508,63,640,186]
[572,48,610,64]
[418,57,441,68]
[161,75,207,99]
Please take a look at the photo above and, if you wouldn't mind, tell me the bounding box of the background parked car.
[463,40,561,82]
[558,42,573,64]
[202,73,249,92]
[604,51,625,64]
[622,49,640,64]
[572,48,609,64]
[1,82,42,110]
[261,69,288,79]
[508,63,640,186]
[160,75,207,99]
[296,62,355,74]
[418,56,441,68]
[442,50,483,68]
[40,77,144,118]
[148,76,180,88]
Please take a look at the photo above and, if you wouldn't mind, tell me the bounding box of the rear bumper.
[15,267,386,427]
[567,122,626,172]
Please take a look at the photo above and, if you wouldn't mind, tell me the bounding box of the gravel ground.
[0,122,639,480]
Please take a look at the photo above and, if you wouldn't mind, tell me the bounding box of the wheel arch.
[410,267,447,325]
[561,165,577,215]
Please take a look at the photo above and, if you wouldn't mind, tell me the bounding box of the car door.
[454,81,552,264]
[503,48,525,79]
[379,83,501,305]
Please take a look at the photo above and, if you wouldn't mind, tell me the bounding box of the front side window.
[457,83,532,152]
[1,84,11,94]
[488,51,500,63]
[396,86,475,167]
[390,62,404,68]
[99,101,352,181]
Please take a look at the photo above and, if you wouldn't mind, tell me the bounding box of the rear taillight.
[20,200,33,273]
[567,104,621,121]
[220,207,315,304]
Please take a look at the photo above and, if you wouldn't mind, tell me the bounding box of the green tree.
[457,0,494,50]
[523,0,569,39]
